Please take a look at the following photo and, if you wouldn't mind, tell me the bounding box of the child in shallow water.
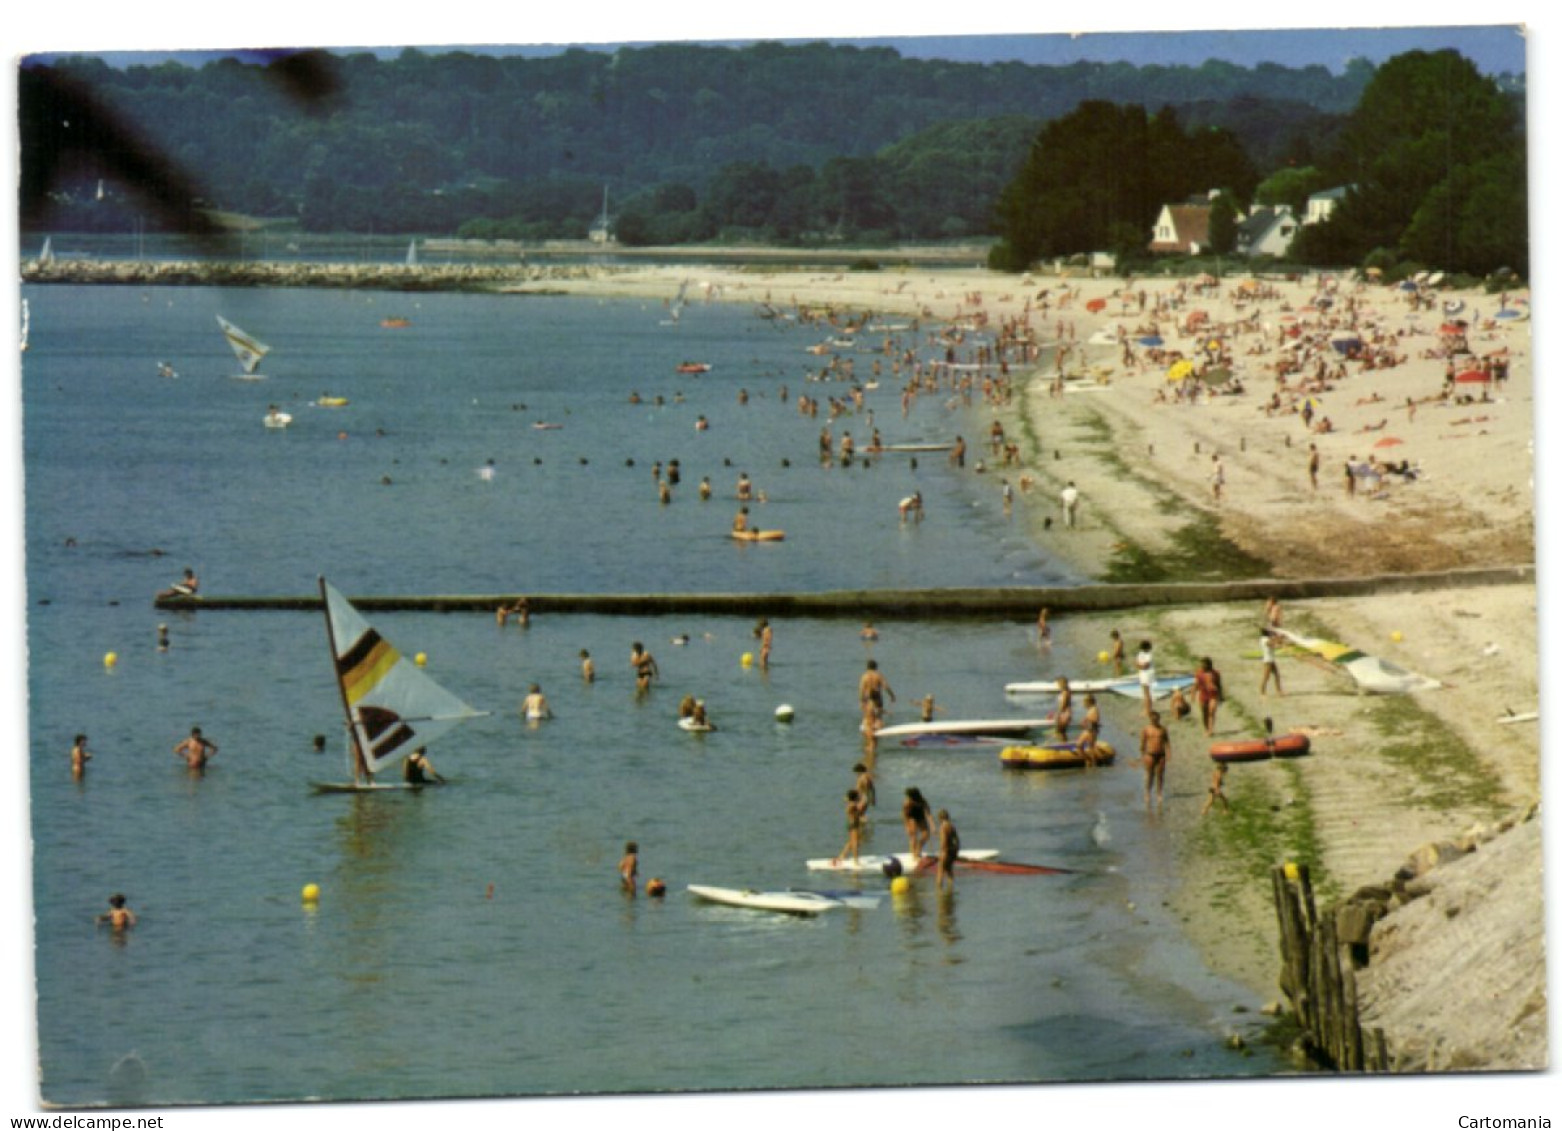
[97,893,137,933]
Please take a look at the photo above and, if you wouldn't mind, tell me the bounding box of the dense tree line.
[23,42,1376,242]
[22,43,1525,275]
[986,48,1525,278]
[1287,50,1527,277]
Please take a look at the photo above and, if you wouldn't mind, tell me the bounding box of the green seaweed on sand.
[1363,696,1504,814]
[1050,406,1273,583]
[1104,506,1273,585]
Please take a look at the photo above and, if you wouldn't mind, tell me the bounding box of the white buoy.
[774,704,795,723]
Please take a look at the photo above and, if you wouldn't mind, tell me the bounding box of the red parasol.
[1086,298,1107,313]
[1454,370,1491,384]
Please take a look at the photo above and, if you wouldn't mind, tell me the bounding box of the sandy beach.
[523,260,1541,1044]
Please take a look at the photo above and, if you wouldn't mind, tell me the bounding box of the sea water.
[21,283,1280,1106]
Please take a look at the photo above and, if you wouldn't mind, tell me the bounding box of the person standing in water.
[521,683,552,721]
[936,809,961,891]
[619,842,639,893]
[1139,711,1170,808]
[902,788,933,858]
[754,619,773,671]
[70,734,92,780]
[631,642,659,694]
[97,893,137,933]
[173,727,218,773]
[858,659,896,726]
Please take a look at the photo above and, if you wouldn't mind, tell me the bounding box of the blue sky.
[32,25,1527,78]
[12,1,1530,77]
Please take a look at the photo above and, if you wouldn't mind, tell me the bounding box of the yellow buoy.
[103,652,118,669]
[741,652,754,668]
[301,883,321,903]
[890,876,911,895]
[414,652,428,667]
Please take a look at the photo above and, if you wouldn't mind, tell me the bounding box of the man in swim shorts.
[1139,712,1169,808]
[858,660,895,725]
[173,726,217,773]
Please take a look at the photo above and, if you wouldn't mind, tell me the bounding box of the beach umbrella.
[1086,297,1107,313]
[1330,337,1362,355]
[1439,322,1467,336]
[1373,436,1404,449]
[1166,359,1195,382]
[1365,266,1383,277]
[1454,370,1491,384]
[1138,335,1163,347]
[1443,299,1465,315]
[1200,366,1234,385]
[1495,308,1524,321]
[1398,280,1419,292]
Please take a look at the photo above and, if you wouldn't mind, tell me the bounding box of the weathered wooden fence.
[1271,863,1391,1071]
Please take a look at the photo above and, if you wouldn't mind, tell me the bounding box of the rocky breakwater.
[1353,806,1546,1071]
[20,257,621,292]
[1272,804,1545,1072]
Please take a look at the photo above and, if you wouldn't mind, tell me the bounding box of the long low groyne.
[21,259,596,292]
[153,565,1534,617]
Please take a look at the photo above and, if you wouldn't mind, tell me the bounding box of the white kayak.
[805,849,1000,874]
[871,718,1049,739]
[687,885,851,915]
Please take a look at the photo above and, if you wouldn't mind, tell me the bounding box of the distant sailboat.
[405,239,419,267]
[216,315,271,379]
[588,186,611,244]
[38,238,54,266]
[314,578,486,793]
[663,278,693,325]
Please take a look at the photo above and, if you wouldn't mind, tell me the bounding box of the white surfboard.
[871,719,1049,739]
[687,885,844,915]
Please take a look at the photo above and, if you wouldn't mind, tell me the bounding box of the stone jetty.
[19,257,610,293]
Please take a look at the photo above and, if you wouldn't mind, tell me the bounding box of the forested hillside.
[22,42,1374,242]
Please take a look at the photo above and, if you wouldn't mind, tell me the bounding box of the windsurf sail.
[320,578,485,782]
[217,315,271,375]
[405,240,419,267]
[1273,628,1441,694]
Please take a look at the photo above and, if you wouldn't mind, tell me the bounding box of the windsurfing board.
[687,885,843,915]
[805,850,1000,873]
[872,719,1049,739]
